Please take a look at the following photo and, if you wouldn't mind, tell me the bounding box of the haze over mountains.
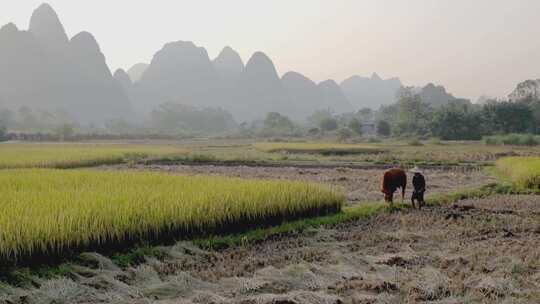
[127,63,149,83]
[0,3,472,125]
[340,74,402,110]
[0,4,131,124]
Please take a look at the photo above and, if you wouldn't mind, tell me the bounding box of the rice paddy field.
[253,142,386,155]
[2,140,540,303]
[0,169,343,264]
[496,156,540,189]
[0,143,185,169]
[176,139,540,165]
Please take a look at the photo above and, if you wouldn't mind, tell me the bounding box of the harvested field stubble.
[0,169,344,264]
[114,164,495,203]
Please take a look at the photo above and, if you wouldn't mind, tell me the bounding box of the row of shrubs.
[401,134,540,147]
[483,134,540,146]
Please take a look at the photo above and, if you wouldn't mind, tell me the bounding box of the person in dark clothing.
[410,167,426,209]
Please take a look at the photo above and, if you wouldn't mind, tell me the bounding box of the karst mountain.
[0,3,131,124]
[0,3,471,124]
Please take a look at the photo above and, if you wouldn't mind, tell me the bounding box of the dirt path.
[3,194,540,303]
[105,164,494,203]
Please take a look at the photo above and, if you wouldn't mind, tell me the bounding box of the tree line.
[263,87,539,141]
[2,88,539,141]
[375,87,539,140]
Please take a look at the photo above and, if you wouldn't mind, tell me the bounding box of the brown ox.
[381,168,407,205]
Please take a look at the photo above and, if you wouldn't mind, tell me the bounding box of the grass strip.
[192,202,386,250]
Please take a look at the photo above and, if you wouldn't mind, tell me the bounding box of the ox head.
[381,189,393,203]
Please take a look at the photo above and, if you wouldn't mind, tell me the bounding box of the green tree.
[395,87,433,136]
[481,101,534,134]
[358,108,374,122]
[307,109,334,127]
[307,127,320,136]
[238,122,254,137]
[337,128,353,142]
[376,104,398,126]
[0,109,14,129]
[376,120,391,137]
[430,101,483,140]
[263,112,295,135]
[0,125,7,141]
[55,124,75,141]
[151,102,237,135]
[17,106,37,130]
[348,118,363,136]
[105,119,136,134]
[319,118,338,132]
[516,95,540,133]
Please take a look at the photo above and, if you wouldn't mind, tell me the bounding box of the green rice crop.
[253,142,385,155]
[0,143,185,169]
[0,169,344,263]
[496,157,540,189]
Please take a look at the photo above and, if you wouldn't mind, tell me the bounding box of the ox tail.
[401,174,407,202]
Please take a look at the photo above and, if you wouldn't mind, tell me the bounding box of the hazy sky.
[2,0,540,101]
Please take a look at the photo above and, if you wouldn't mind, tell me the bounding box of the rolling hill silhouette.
[1,3,466,124]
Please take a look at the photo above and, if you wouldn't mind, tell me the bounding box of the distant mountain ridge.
[419,83,457,106]
[29,3,69,49]
[133,40,221,113]
[213,46,244,78]
[340,73,402,109]
[132,43,356,121]
[0,3,466,125]
[0,3,131,123]
[127,63,149,83]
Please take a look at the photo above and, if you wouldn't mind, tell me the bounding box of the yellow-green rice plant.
[253,142,385,155]
[0,143,185,169]
[0,169,344,263]
[496,157,540,189]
